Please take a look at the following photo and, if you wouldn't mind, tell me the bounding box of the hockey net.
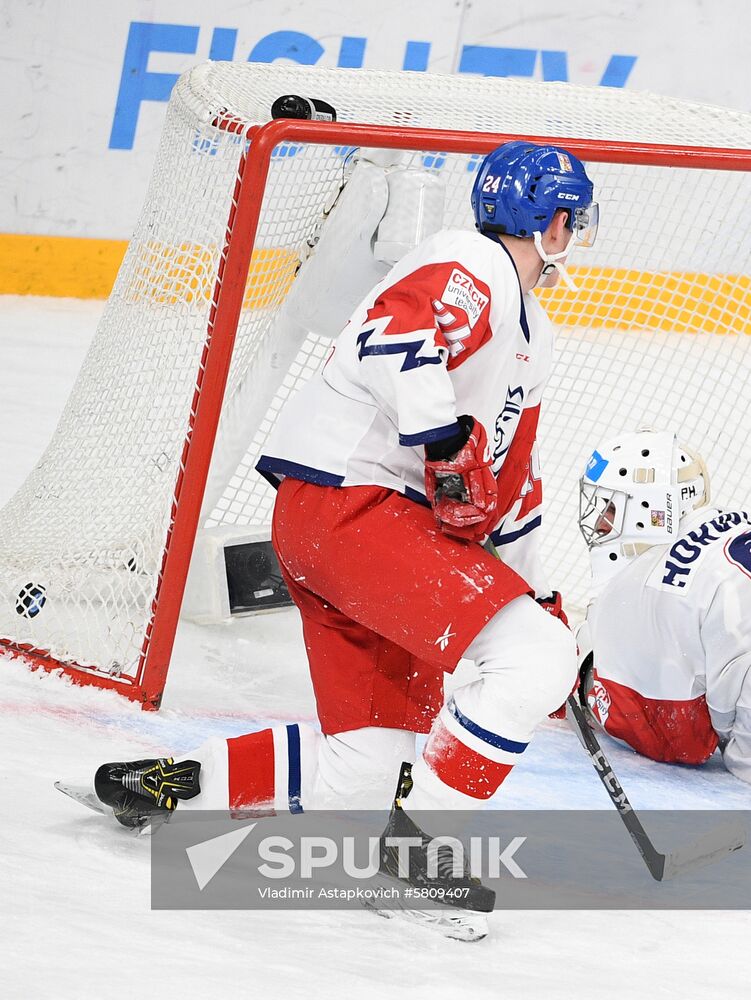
[1,62,750,707]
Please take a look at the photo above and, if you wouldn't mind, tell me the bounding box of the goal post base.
[0,644,163,710]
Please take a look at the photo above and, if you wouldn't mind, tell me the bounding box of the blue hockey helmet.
[471,141,597,244]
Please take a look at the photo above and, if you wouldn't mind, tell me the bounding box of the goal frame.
[5,116,751,709]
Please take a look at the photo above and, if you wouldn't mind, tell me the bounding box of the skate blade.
[54,781,161,836]
[55,781,109,816]
[363,900,488,942]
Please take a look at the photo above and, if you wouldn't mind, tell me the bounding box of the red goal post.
[2,66,750,709]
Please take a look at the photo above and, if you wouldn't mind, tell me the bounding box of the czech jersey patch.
[438,267,492,369]
[441,268,489,327]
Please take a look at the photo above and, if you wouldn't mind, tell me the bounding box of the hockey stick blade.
[566,696,746,881]
[659,818,745,881]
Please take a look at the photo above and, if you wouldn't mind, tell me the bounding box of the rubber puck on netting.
[15,583,47,619]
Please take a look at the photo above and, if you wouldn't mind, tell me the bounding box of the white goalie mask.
[578,429,710,589]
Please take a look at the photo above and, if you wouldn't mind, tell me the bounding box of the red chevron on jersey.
[364,262,492,369]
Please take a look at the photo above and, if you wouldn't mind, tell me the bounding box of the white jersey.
[585,506,751,783]
[257,229,555,592]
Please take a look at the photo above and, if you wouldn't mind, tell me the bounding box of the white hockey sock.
[176,725,417,812]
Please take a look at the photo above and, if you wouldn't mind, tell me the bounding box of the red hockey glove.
[424,416,498,543]
[536,591,569,628]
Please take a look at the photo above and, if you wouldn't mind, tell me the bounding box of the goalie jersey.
[257,229,555,592]
[584,507,751,783]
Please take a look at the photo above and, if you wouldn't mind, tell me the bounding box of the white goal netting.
[1,62,750,703]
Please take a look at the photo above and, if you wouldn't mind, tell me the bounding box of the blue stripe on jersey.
[257,458,431,511]
[490,514,542,547]
[447,696,529,754]
[357,328,443,372]
[399,421,462,447]
[286,724,304,814]
[497,239,530,343]
[255,456,345,489]
[518,296,530,344]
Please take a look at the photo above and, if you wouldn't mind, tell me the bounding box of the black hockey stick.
[566,694,746,881]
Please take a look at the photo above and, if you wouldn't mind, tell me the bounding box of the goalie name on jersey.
[658,510,751,590]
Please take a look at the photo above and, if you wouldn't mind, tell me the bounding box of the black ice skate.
[379,762,495,913]
[94,757,201,829]
[367,763,494,941]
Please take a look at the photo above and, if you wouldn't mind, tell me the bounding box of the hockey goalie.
[575,427,751,783]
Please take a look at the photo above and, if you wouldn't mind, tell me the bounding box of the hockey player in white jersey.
[576,427,751,783]
[93,141,598,922]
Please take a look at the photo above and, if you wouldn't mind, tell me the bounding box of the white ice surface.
[1,296,750,999]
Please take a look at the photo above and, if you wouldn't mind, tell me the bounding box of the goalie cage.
[1,62,750,709]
